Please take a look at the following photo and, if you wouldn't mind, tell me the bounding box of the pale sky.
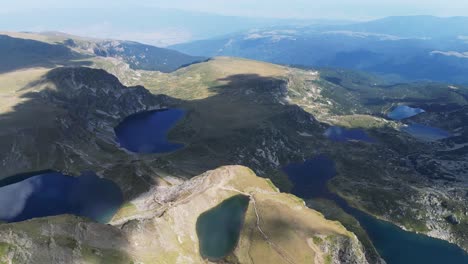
[2,0,468,46]
[3,0,468,19]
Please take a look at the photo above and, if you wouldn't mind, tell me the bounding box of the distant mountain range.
[171,16,468,84]
[0,8,353,46]
[322,15,468,38]
[0,32,205,73]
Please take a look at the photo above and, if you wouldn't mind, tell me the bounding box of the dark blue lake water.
[324,126,374,142]
[283,155,336,199]
[196,195,250,260]
[402,124,452,141]
[114,109,185,153]
[388,105,425,120]
[0,171,123,223]
[283,156,468,264]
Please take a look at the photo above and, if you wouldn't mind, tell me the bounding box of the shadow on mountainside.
[0,67,178,200]
[166,73,329,190]
[0,67,329,200]
[0,35,93,73]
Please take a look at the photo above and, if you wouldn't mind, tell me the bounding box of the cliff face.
[0,166,371,264]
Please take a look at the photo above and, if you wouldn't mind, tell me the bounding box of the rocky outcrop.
[64,39,206,73]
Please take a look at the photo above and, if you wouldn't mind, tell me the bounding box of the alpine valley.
[0,23,467,264]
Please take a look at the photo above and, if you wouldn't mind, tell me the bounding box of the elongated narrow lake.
[196,195,250,260]
[387,105,425,120]
[283,156,468,264]
[324,126,374,142]
[402,123,452,141]
[0,171,123,223]
[114,109,185,153]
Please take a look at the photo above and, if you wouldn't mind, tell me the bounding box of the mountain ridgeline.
[0,32,206,73]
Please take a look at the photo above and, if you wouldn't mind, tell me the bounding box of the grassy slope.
[0,33,467,254]
[97,57,468,251]
[0,68,50,114]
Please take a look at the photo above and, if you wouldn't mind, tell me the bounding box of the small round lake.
[0,171,123,223]
[402,124,452,141]
[324,126,374,143]
[196,195,250,261]
[114,109,185,153]
[283,156,468,264]
[387,105,425,120]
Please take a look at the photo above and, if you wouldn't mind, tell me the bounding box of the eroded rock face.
[0,166,371,264]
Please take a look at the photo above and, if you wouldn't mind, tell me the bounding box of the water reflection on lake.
[0,171,123,223]
[388,105,425,120]
[325,126,374,142]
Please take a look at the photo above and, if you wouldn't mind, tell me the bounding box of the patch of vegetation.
[0,242,12,258]
[330,114,391,129]
[54,236,79,249]
[264,178,279,192]
[263,169,293,193]
[111,202,139,222]
[312,236,324,245]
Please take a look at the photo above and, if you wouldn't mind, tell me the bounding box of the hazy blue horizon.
[2,1,468,46]
[4,1,468,19]
[0,7,360,46]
